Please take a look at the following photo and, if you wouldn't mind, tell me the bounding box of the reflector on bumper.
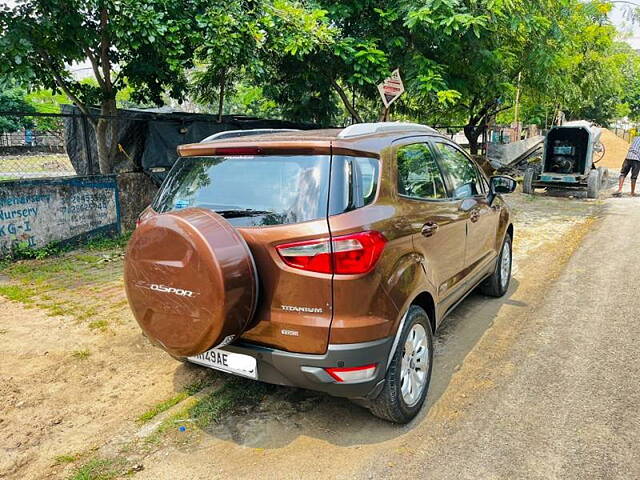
[325,364,377,383]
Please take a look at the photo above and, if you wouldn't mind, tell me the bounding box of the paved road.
[364,197,640,479]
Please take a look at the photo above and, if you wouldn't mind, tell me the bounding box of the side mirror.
[488,175,516,204]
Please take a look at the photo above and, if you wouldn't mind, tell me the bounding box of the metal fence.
[0,111,494,182]
[434,125,488,156]
[612,127,635,143]
[0,112,76,180]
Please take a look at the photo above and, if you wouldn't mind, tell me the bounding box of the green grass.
[45,302,68,317]
[76,254,102,264]
[68,458,125,480]
[85,233,132,251]
[0,284,35,303]
[54,453,79,465]
[71,349,91,360]
[3,231,130,262]
[137,392,190,424]
[137,380,211,424]
[88,319,109,331]
[188,378,272,428]
[0,239,128,330]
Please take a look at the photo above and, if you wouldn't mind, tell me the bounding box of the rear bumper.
[213,337,395,399]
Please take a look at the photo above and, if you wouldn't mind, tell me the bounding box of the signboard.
[377,69,405,108]
[0,175,120,257]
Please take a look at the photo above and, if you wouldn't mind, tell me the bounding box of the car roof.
[178,124,449,158]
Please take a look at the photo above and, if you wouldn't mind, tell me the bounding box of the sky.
[610,2,640,49]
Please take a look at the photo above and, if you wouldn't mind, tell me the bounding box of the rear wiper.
[215,209,274,218]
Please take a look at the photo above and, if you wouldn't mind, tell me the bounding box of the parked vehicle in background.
[124,123,516,423]
[523,121,608,198]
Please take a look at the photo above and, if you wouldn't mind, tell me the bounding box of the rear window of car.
[153,155,331,227]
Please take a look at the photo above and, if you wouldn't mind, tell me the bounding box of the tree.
[259,0,570,144]
[513,1,635,127]
[190,0,334,122]
[0,89,35,134]
[0,0,199,173]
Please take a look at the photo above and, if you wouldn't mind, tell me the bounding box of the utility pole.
[514,71,522,140]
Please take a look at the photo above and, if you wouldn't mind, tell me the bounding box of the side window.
[329,156,380,215]
[434,143,483,199]
[397,143,448,200]
[354,157,379,206]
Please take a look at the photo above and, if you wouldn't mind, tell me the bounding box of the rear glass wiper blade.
[215,209,275,218]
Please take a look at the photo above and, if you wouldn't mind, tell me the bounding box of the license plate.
[187,348,257,379]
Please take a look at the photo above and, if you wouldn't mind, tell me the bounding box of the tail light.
[276,231,386,275]
[325,364,378,383]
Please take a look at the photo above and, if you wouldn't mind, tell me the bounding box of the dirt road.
[2,191,638,479]
[361,195,640,479]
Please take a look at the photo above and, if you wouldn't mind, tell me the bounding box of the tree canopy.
[0,0,638,168]
[0,88,35,134]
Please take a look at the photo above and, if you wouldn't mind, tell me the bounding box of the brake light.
[212,147,264,156]
[276,231,386,275]
[325,364,378,383]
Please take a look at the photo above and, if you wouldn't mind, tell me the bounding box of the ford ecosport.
[124,122,516,423]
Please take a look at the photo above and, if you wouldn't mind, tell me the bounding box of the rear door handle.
[421,222,439,237]
[470,209,481,223]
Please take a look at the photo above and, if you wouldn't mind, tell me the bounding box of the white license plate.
[187,348,257,379]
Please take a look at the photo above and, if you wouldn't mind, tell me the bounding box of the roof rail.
[200,128,300,143]
[337,122,437,139]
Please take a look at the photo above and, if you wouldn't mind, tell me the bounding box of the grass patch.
[71,349,91,360]
[189,377,272,428]
[68,458,126,480]
[88,319,109,331]
[0,284,35,303]
[54,453,79,465]
[10,241,67,260]
[46,303,68,317]
[137,392,189,424]
[137,379,211,424]
[75,254,102,264]
[85,233,131,251]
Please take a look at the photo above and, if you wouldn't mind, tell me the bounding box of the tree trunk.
[464,124,482,155]
[95,98,118,174]
[331,79,363,124]
[378,106,390,122]
[218,71,226,123]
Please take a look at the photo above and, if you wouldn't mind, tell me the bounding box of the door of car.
[432,141,500,281]
[393,140,468,308]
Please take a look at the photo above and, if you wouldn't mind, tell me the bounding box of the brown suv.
[125,123,516,423]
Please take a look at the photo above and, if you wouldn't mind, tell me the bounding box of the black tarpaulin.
[62,105,316,184]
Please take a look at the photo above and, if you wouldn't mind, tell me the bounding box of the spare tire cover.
[124,208,258,357]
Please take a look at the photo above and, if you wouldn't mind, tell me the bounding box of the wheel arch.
[506,223,514,241]
[411,291,436,334]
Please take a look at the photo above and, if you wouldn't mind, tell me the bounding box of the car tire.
[480,233,512,298]
[368,305,434,424]
[523,168,535,194]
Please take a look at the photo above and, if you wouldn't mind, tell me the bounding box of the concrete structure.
[487,136,544,170]
[0,175,120,257]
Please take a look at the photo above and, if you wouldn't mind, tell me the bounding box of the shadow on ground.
[170,278,522,450]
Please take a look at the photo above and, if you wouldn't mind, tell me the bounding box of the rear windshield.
[153,155,330,227]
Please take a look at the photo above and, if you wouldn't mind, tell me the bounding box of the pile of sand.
[598,129,631,169]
